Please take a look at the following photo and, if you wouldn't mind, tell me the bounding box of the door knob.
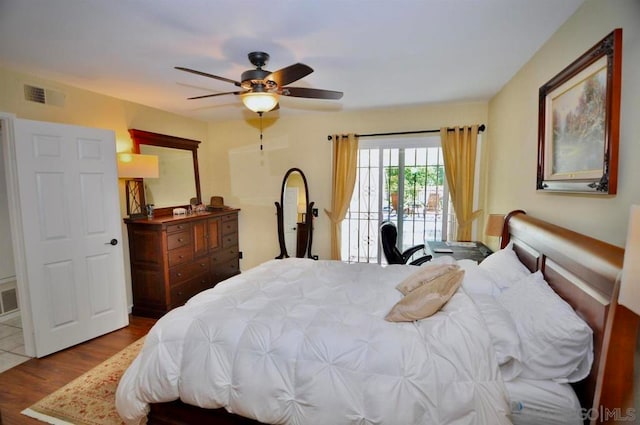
[105,239,118,246]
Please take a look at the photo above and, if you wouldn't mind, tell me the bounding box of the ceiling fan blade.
[282,87,343,100]
[175,66,241,87]
[187,91,243,100]
[267,63,313,87]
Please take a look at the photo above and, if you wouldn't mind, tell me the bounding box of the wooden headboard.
[501,210,639,424]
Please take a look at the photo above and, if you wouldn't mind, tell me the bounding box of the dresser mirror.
[276,168,314,259]
[129,129,201,215]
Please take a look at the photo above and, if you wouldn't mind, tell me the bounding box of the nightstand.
[425,241,493,263]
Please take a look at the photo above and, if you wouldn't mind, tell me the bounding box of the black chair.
[379,221,432,265]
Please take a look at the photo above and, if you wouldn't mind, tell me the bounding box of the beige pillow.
[385,269,465,322]
[395,263,461,295]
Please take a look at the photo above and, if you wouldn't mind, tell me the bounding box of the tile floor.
[0,315,30,373]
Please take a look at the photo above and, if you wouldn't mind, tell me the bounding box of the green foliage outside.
[385,166,444,205]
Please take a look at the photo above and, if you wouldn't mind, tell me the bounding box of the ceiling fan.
[175,51,343,114]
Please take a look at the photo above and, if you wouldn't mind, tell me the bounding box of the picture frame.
[537,28,622,194]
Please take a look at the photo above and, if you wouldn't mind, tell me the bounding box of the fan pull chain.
[259,112,264,151]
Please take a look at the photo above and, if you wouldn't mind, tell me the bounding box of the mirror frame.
[129,129,201,216]
[275,168,314,259]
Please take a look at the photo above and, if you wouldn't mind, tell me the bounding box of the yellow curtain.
[441,125,481,241]
[324,133,359,260]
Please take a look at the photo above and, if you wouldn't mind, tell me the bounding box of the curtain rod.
[326,124,485,141]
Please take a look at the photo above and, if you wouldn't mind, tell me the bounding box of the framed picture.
[537,28,622,194]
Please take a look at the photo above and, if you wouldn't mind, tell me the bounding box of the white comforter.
[116,259,510,424]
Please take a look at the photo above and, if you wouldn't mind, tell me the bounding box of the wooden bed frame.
[147,210,639,424]
[500,210,639,424]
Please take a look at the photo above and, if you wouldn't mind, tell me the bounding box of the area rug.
[22,337,145,425]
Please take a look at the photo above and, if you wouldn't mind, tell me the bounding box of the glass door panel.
[342,141,452,264]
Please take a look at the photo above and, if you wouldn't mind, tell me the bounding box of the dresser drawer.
[211,246,238,265]
[170,259,210,285]
[221,213,236,222]
[170,273,211,308]
[167,223,190,234]
[221,233,238,249]
[212,259,240,283]
[221,218,238,236]
[168,245,193,267]
[167,231,191,250]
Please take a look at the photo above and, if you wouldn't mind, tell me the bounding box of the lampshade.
[241,92,279,113]
[117,153,159,179]
[620,205,640,315]
[485,214,505,237]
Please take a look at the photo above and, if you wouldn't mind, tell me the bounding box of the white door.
[10,118,128,357]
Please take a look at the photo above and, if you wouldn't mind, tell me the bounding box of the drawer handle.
[179,255,184,259]
[177,291,183,296]
[200,263,206,267]
[178,238,184,242]
[177,272,182,277]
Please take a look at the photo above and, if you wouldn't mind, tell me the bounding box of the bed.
[116,210,639,424]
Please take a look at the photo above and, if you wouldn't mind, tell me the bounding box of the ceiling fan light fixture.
[241,91,279,113]
[177,51,343,112]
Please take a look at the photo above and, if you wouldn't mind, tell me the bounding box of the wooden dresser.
[125,209,240,318]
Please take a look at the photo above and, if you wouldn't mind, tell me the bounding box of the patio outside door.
[342,136,454,264]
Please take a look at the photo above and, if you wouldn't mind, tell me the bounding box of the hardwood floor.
[0,315,156,425]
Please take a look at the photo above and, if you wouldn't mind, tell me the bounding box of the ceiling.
[0,0,584,122]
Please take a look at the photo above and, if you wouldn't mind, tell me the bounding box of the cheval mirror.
[276,168,314,259]
[129,129,201,216]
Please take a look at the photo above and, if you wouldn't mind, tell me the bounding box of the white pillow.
[505,379,583,425]
[479,242,530,290]
[497,271,593,383]
[458,259,502,297]
[470,293,523,381]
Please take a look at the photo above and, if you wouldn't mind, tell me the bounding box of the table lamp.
[485,213,505,245]
[117,153,159,217]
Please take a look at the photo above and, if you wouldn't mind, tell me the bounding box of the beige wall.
[0,66,208,306]
[486,0,640,248]
[201,102,488,269]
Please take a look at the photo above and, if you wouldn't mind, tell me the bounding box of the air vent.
[23,84,66,107]
[24,84,46,104]
[0,287,18,314]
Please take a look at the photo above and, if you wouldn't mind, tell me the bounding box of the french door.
[341,136,456,264]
